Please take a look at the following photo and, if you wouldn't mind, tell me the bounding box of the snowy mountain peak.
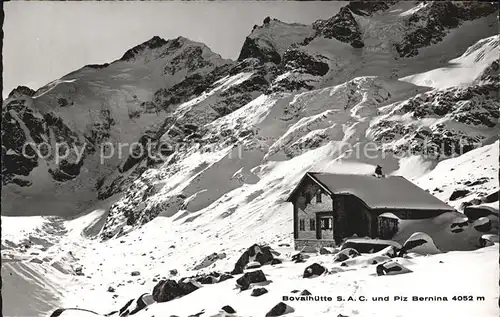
[237,18,314,64]
[120,36,169,61]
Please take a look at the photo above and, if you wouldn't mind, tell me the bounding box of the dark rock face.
[7,85,36,99]
[2,100,89,187]
[163,46,212,75]
[450,189,471,201]
[84,63,110,70]
[251,287,269,297]
[395,2,497,57]
[282,49,329,77]
[303,263,327,278]
[267,48,329,94]
[475,59,500,84]
[371,84,499,160]
[2,100,41,185]
[238,36,282,64]
[231,244,275,275]
[120,36,168,61]
[236,270,267,291]
[153,64,232,112]
[265,302,295,317]
[313,7,364,48]
[346,1,398,16]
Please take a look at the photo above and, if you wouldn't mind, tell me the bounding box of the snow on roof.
[308,172,455,211]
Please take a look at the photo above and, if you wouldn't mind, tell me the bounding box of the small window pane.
[310,219,316,230]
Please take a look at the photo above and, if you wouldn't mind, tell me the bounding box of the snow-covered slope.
[2,2,499,317]
[401,35,500,89]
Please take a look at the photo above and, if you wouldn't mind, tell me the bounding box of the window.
[299,219,305,231]
[320,217,332,230]
[309,218,316,231]
[316,191,322,203]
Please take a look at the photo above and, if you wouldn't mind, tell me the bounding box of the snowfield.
[2,2,499,317]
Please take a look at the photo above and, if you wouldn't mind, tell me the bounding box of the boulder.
[197,275,218,284]
[449,189,470,201]
[231,244,275,275]
[178,278,201,295]
[251,287,269,297]
[111,293,155,316]
[450,217,469,233]
[194,252,227,270]
[341,239,401,254]
[236,270,267,290]
[74,266,84,276]
[188,310,205,317]
[152,279,183,302]
[291,253,306,263]
[303,263,327,278]
[399,232,441,255]
[376,260,412,276]
[265,302,295,317]
[482,190,499,203]
[333,248,360,262]
[472,217,492,233]
[218,273,234,282]
[464,205,497,221]
[479,234,499,247]
[319,247,333,255]
[128,293,155,315]
[221,305,236,314]
[271,259,282,265]
[376,245,399,258]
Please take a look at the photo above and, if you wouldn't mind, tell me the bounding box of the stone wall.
[294,239,336,252]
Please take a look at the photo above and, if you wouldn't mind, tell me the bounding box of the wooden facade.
[288,172,452,251]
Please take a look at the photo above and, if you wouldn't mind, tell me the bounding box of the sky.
[3,1,345,98]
